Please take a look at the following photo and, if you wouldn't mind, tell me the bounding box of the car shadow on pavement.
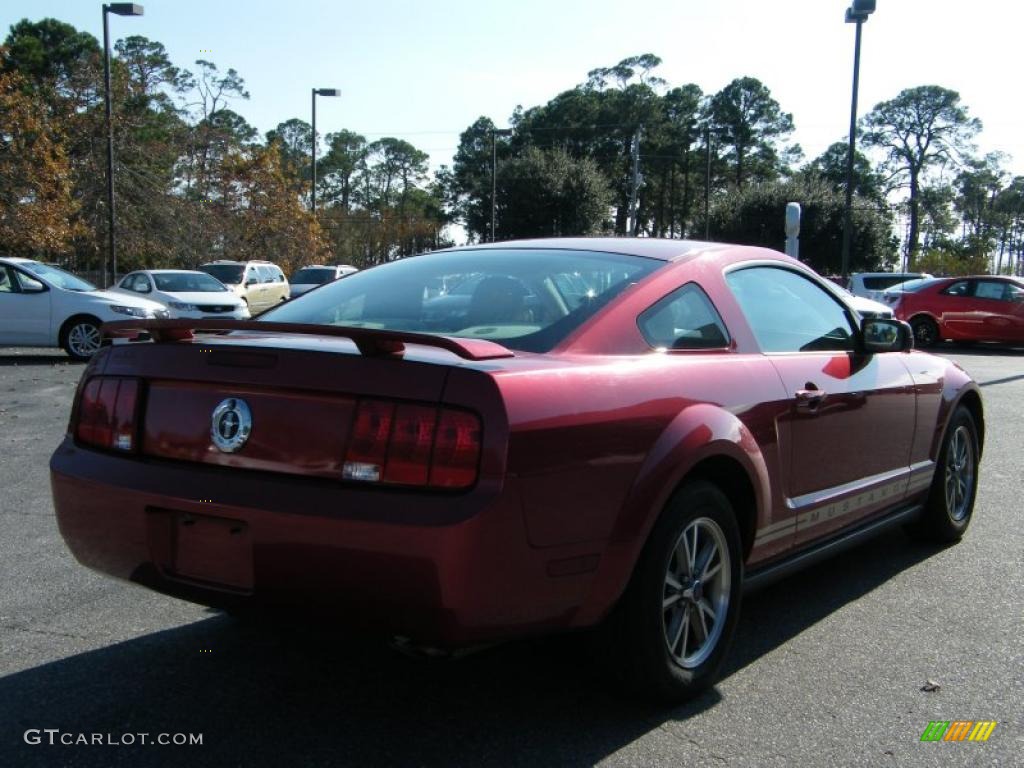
[0,529,942,767]
[0,354,79,367]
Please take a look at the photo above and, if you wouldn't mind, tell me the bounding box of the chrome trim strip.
[786,466,911,511]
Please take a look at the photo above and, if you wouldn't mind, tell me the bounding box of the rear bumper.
[49,438,598,646]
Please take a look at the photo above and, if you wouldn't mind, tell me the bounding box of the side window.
[726,267,856,353]
[942,280,971,297]
[0,266,15,293]
[14,270,45,292]
[974,280,1007,301]
[638,283,730,350]
[258,266,274,283]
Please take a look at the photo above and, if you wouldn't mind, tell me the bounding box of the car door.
[0,266,53,345]
[934,279,977,339]
[972,279,1020,341]
[1005,282,1024,342]
[725,265,917,546]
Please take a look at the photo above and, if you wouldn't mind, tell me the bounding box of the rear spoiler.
[100,319,515,361]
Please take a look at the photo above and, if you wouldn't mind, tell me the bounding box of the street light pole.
[490,128,512,242]
[310,88,340,216]
[840,0,876,279]
[101,3,143,288]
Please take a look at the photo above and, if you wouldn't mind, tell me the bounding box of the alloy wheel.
[944,425,974,522]
[68,322,101,358]
[662,517,731,669]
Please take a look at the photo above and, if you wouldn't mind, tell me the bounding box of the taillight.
[75,377,140,452]
[343,399,481,490]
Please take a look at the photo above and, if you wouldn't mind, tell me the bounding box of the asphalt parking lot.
[0,344,1021,767]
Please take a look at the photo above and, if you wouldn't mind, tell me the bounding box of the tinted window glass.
[726,267,855,353]
[942,280,971,297]
[863,276,910,290]
[292,268,337,285]
[639,283,730,350]
[199,264,244,284]
[261,248,661,353]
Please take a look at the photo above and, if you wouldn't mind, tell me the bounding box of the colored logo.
[210,398,252,453]
[920,721,997,742]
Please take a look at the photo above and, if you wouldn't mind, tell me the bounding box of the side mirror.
[861,318,913,353]
[20,281,46,293]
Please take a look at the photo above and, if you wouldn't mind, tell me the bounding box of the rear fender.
[575,404,770,625]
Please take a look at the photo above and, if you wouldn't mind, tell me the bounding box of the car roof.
[0,256,35,264]
[444,237,732,262]
[135,269,210,275]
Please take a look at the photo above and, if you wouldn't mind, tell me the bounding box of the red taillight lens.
[343,399,481,489]
[429,409,482,488]
[75,377,140,451]
[384,404,438,485]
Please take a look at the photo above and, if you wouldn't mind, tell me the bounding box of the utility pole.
[628,126,642,236]
[840,0,876,278]
[704,123,712,240]
[490,128,512,242]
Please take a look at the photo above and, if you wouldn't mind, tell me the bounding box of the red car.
[889,275,1024,346]
[51,239,984,702]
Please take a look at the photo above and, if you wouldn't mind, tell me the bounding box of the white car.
[832,284,894,319]
[0,257,169,360]
[111,270,250,320]
[848,272,932,301]
[289,265,358,299]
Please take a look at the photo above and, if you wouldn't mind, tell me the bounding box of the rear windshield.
[862,275,920,290]
[154,272,228,292]
[199,264,244,284]
[260,248,662,352]
[292,267,336,285]
[883,278,938,293]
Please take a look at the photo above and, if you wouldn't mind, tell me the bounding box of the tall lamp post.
[840,0,876,280]
[310,88,340,216]
[490,128,512,242]
[101,3,143,288]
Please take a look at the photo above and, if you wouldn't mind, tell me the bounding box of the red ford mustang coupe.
[50,239,984,702]
[889,274,1024,346]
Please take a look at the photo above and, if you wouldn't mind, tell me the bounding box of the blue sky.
[4,0,1023,177]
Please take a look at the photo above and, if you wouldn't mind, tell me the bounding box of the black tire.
[594,481,743,703]
[59,315,103,361]
[910,316,940,348]
[907,406,980,543]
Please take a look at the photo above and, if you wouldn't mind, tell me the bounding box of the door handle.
[795,385,826,411]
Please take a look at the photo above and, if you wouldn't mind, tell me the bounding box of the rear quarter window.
[638,283,730,350]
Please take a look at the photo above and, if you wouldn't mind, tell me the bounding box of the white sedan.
[0,257,169,360]
[112,270,250,320]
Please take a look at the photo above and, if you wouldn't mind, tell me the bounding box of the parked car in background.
[848,271,932,301]
[0,256,168,360]
[890,275,1024,346]
[52,239,984,703]
[289,265,358,299]
[828,284,893,319]
[197,260,288,314]
[112,270,250,320]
